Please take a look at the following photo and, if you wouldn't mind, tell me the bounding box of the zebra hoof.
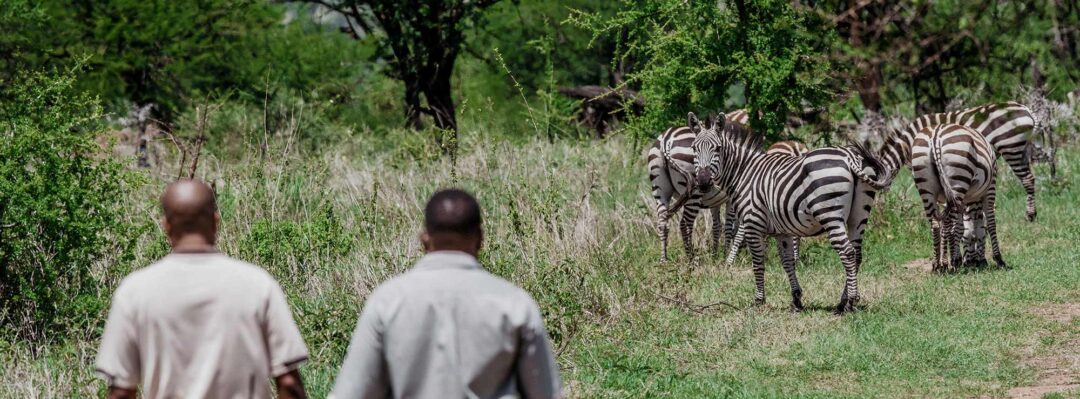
[994,255,1008,269]
[1026,211,1036,222]
[833,298,858,315]
[791,290,804,312]
[753,298,766,307]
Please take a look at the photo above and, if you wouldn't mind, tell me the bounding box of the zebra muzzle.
[695,169,713,190]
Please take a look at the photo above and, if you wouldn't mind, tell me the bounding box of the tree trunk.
[404,77,424,130]
[424,69,458,132]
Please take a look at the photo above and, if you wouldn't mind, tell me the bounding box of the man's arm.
[263,281,310,398]
[275,369,307,399]
[328,297,389,399]
[516,300,562,399]
[107,387,137,399]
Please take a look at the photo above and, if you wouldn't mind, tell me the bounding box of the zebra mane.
[719,117,765,153]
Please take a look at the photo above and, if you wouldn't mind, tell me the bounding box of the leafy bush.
[0,69,135,340]
[569,0,838,140]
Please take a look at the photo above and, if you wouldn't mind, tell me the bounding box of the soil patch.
[902,258,933,273]
[1006,303,1080,398]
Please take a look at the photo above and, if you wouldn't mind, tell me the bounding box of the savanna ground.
[2,98,1077,398]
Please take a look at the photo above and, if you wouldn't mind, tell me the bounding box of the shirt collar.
[412,251,482,271]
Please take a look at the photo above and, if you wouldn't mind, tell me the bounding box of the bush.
[569,0,837,140]
[0,69,135,340]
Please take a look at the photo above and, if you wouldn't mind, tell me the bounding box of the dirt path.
[1007,303,1080,399]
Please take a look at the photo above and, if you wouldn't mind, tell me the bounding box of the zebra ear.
[688,112,702,132]
[715,112,727,129]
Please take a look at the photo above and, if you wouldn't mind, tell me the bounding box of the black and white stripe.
[911,123,1005,271]
[646,110,807,263]
[880,102,1039,222]
[690,112,890,314]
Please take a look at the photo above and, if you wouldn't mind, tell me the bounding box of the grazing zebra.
[882,102,1039,222]
[911,124,1005,271]
[690,112,892,314]
[647,109,806,262]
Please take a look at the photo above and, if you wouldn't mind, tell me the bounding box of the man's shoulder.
[120,254,278,291]
[376,263,537,305]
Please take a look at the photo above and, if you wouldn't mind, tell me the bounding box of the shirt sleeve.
[329,294,390,399]
[516,298,562,399]
[263,281,310,377]
[95,283,141,389]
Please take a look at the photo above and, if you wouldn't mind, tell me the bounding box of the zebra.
[911,123,1005,271]
[882,102,1039,222]
[647,110,807,262]
[723,140,810,266]
[690,112,892,314]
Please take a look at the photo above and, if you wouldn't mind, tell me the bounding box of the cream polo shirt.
[330,251,561,399]
[95,252,309,399]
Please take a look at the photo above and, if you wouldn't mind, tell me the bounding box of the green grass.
[1,121,1077,398]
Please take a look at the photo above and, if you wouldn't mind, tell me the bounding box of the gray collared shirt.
[330,251,561,399]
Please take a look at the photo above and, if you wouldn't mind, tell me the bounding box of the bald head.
[161,179,219,248]
[421,189,483,254]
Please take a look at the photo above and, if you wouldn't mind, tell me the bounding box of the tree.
[570,0,837,140]
[307,0,504,132]
[0,68,134,340]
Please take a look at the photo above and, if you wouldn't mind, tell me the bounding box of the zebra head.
[688,112,726,190]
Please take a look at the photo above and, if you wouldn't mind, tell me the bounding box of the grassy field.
[1,119,1077,397]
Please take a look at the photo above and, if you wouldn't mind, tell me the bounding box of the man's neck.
[425,248,478,257]
[170,235,217,254]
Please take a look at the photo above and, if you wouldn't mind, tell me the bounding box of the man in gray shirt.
[96,180,309,399]
[330,189,561,399]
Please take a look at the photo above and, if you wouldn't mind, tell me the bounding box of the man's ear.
[688,112,701,132]
[419,231,432,252]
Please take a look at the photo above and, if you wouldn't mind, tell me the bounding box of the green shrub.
[0,69,135,340]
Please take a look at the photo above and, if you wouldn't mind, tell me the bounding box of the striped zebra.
[690,112,892,314]
[723,140,810,265]
[882,102,1039,222]
[646,110,806,262]
[911,124,1005,271]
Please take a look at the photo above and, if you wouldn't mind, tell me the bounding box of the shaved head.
[421,189,483,255]
[161,179,219,248]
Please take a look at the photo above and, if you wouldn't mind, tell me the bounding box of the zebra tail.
[930,132,957,206]
[845,142,893,191]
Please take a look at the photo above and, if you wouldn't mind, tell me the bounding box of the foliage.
[822,1,1080,114]
[1,1,372,120]
[472,0,623,90]
[0,68,135,340]
[307,0,506,131]
[570,0,837,140]
[0,0,47,84]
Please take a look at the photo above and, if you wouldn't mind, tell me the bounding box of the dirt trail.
[1007,303,1080,399]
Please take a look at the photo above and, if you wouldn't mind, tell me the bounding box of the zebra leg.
[656,203,670,263]
[963,203,987,267]
[710,207,723,257]
[846,189,877,270]
[723,205,738,249]
[944,202,964,270]
[792,237,801,267]
[725,223,745,267]
[967,203,984,266]
[1003,150,1037,222]
[985,186,1007,268]
[778,236,803,312]
[747,232,767,306]
[823,222,860,314]
[919,184,944,272]
[679,198,702,261]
